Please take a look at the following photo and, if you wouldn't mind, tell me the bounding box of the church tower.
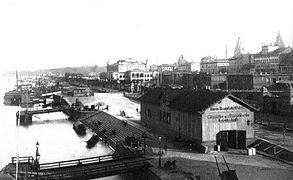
[274,32,285,48]
[178,54,187,65]
[234,37,243,56]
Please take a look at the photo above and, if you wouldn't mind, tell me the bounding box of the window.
[159,110,171,124]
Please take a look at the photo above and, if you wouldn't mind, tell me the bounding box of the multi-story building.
[107,58,148,73]
[177,62,200,73]
[200,56,229,74]
[228,54,254,74]
[254,33,292,74]
[157,64,175,72]
[125,70,153,84]
[279,51,293,74]
[106,58,150,83]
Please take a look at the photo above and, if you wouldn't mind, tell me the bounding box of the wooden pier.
[80,111,145,151]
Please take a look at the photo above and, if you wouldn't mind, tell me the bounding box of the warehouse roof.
[139,87,183,105]
[141,88,258,113]
[169,89,258,113]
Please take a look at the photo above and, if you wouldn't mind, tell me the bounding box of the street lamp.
[35,141,40,179]
[142,132,147,155]
[158,136,162,167]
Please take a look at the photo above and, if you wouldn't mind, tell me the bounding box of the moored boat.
[86,134,99,148]
[73,121,86,135]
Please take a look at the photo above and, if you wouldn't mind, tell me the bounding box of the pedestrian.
[136,108,139,112]
[164,139,168,154]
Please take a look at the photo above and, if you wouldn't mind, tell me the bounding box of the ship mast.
[16,69,19,91]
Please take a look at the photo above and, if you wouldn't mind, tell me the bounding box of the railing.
[39,157,151,179]
[28,107,70,114]
[39,152,142,170]
[11,156,35,164]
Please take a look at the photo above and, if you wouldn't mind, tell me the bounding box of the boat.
[86,134,99,148]
[123,92,142,101]
[73,121,86,135]
[4,90,22,106]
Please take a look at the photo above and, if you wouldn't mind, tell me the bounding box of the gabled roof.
[168,90,227,113]
[140,88,258,113]
[168,89,258,113]
[139,87,183,105]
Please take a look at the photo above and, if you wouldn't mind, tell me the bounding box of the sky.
[0,0,293,72]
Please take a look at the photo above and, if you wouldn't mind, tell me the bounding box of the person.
[104,105,109,111]
[136,108,139,112]
[164,139,168,154]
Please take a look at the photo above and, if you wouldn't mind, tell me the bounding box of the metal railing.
[39,152,142,170]
[11,156,35,164]
[39,157,151,179]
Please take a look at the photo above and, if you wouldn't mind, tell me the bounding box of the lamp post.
[142,132,147,155]
[283,123,286,148]
[35,141,40,179]
[158,136,162,167]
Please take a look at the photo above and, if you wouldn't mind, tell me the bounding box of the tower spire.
[274,31,285,47]
[234,37,242,56]
[225,45,228,58]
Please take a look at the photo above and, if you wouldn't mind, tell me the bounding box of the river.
[0,76,141,179]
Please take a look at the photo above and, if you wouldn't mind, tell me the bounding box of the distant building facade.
[263,81,293,116]
[157,64,175,72]
[107,58,148,73]
[182,73,211,90]
[177,62,200,73]
[200,56,229,74]
[254,33,292,74]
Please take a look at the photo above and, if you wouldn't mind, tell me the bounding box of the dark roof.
[141,88,258,113]
[139,87,183,105]
[168,90,227,113]
[169,89,258,113]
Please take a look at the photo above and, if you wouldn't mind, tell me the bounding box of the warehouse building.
[140,88,257,150]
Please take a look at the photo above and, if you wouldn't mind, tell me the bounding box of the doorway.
[216,130,246,150]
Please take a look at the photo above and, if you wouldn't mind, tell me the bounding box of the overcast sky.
[0,0,292,72]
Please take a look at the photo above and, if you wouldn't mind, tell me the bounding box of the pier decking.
[81,111,145,150]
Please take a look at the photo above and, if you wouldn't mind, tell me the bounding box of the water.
[0,77,140,179]
[0,99,111,167]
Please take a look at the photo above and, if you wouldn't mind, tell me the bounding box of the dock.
[80,111,145,151]
[16,107,71,125]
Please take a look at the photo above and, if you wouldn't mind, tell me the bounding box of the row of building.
[103,33,292,86]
